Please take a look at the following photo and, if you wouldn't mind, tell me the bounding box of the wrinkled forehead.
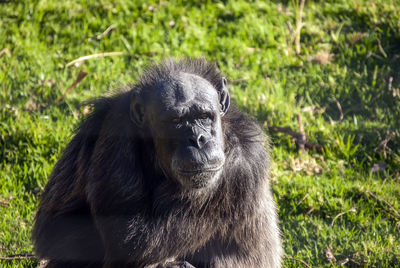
[149,72,219,112]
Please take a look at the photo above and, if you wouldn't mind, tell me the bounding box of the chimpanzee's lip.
[178,164,224,175]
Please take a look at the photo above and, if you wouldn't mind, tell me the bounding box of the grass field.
[1,0,399,267]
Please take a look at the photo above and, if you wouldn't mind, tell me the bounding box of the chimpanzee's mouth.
[178,164,224,175]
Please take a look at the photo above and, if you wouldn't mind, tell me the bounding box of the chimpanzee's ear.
[130,91,145,127]
[219,77,230,117]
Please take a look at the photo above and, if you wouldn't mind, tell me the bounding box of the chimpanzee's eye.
[200,113,208,119]
[172,118,181,124]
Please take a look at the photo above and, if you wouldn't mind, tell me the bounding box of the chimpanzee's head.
[130,61,230,189]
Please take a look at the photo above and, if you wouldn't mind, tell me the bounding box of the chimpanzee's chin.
[177,169,222,190]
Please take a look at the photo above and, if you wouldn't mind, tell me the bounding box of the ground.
[0,0,399,267]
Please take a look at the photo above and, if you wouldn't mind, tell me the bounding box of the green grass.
[1,0,399,267]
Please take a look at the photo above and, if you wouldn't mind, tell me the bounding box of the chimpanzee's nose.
[188,134,207,149]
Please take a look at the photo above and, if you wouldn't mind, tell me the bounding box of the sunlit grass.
[1,0,399,267]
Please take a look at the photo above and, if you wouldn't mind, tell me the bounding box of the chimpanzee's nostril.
[188,137,197,147]
[198,134,206,147]
[188,134,207,148]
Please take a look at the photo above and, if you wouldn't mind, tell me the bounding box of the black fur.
[33,58,282,268]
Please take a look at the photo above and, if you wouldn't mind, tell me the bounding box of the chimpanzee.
[33,58,282,268]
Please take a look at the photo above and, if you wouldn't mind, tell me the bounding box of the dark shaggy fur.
[33,58,282,268]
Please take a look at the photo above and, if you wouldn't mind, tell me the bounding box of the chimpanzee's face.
[146,73,227,189]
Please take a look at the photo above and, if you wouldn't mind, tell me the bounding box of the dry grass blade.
[236,47,261,68]
[66,52,124,67]
[350,32,367,44]
[309,51,335,65]
[230,78,248,84]
[377,39,387,58]
[297,113,306,152]
[287,256,311,268]
[325,246,336,264]
[0,48,11,57]
[365,190,400,219]
[374,131,395,159]
[305,207,315,215]
[295,0,305,55]
[337,258,349,265]
[296,193,309,207]
[97,24,117,40]
[55,71,88,104]
[0,254,36,261]
[267,119,324,152]
[330,207,357,227]
[350,258,368,266]
[334,99,343,121]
